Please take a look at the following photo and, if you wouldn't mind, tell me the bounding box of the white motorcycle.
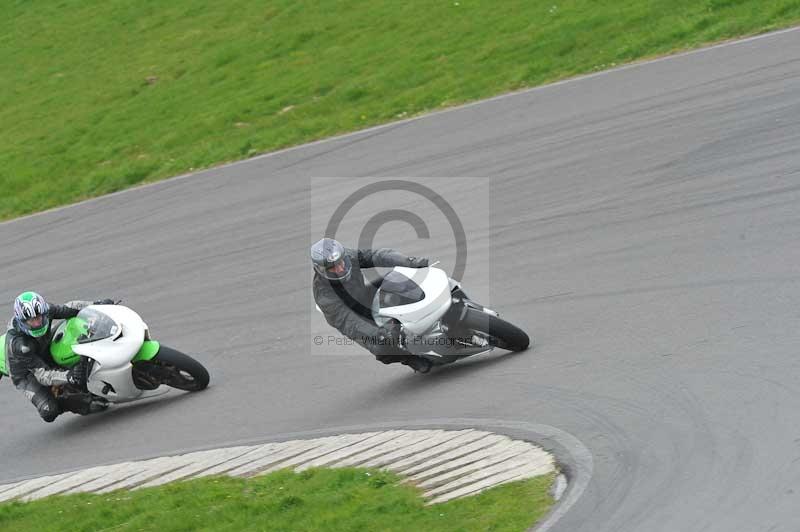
[0,305,210,405]
[372,266,530,366]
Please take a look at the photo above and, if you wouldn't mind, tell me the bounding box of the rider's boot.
[58,393,109,415]
[401,356,433,374]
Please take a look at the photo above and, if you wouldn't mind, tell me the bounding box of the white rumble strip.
[0,429,556,505]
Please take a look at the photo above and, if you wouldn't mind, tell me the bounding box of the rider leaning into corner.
[5,291,117,422]
[311,238,434,373]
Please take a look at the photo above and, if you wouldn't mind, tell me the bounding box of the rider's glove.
[66,368,85,387]
[407,257,429,268]
[377,322,403,348]
[66,358,90,386]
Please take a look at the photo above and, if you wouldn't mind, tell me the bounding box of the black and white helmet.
[310,238,352,282]
[14,291,50,337]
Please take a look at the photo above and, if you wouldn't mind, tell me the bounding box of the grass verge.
[0,467,555,532]
[3,1,800,220]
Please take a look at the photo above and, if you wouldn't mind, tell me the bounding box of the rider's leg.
[19,377,61,422]
[372,342,407,363]
[372,346,432,373]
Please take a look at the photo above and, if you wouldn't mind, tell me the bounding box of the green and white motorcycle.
[0,305,209,404]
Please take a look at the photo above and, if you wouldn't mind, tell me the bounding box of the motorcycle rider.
[5,291,116,422]
[311,238,434,373]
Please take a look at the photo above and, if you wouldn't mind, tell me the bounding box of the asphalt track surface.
[2,27,800,531]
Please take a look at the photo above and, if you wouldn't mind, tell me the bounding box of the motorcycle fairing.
[374,267,453,336]
[0,334,6,376]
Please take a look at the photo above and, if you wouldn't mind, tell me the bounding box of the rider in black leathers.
[311,238,433,372]
[5,292,116,422]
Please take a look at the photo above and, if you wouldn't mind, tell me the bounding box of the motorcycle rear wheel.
[132,346,209,391]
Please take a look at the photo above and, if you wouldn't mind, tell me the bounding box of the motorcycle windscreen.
[75,308,120,344]
[379,271,425,308]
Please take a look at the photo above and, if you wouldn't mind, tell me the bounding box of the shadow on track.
[353,348,531,403]
[48,390,202,439]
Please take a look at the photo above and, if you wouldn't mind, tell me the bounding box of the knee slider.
[33,391,60,422]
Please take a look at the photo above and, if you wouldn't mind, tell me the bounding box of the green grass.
[0,468,555,532]
[3,0,800,219]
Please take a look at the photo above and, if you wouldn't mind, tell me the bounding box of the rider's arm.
[328,308,382,345]
[48,300,92,320]
[32,367,73,386]
[6,335,71,387]
[6,335,39,387]
[356,248,426,268]
[314,285,382,344]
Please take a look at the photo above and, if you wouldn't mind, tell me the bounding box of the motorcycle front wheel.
[461,307,530,352]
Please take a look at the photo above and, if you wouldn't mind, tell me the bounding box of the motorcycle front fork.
[449,287,498,317]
